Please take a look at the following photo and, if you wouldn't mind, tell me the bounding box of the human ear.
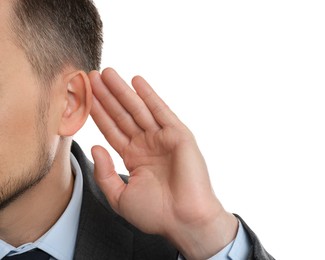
[58,71,92,137]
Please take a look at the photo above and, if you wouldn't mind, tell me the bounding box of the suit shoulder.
[72,141,178,259]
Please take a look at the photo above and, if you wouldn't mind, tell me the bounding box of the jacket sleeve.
[234,214,275,260]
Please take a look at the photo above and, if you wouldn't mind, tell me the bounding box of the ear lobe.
[58,71,92,137]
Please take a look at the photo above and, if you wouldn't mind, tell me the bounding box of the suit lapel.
[72,142,134,259]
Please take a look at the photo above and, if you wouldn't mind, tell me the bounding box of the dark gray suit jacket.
[71,142,274,260]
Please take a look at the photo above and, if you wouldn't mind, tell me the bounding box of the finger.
[100,68,161,131]
[132,76,181,128]
[89,70,142,138]
[91,145,126,213]
[91,94,129,156]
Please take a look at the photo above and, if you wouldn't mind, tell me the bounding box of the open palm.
[89,68,237,258]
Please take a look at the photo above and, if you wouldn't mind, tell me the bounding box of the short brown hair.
[9,0,103,85]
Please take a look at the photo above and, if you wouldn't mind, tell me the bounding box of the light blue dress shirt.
[206,220,251,260]
[0,153,251,260]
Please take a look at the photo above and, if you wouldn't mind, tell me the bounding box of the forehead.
[0,0,14,67]
[0,0,12,37]
[0,1,11,77]
[0,0,38,87]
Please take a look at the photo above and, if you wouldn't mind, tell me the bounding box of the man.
[0,0,273,259]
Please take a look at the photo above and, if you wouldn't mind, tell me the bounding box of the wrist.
[167,208,238,260]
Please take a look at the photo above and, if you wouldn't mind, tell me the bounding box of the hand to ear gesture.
[89,68,238,259]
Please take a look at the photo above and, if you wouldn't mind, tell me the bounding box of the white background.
[75,1,325,259]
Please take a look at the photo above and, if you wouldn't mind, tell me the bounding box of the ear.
[58,71,92,137]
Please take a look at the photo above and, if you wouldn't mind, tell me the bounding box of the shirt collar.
[0,153,83,260]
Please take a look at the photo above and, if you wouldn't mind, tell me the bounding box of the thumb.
[91,145,126,212]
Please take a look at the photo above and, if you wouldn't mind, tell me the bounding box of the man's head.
[0,0,102,210]
[10,0,103,85]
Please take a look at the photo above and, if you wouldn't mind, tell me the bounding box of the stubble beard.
[0,93,54,211]
[0,140,53,211]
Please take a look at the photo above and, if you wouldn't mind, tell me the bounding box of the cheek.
[0,93,42,176]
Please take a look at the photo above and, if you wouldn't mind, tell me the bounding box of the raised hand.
[89,68,238,259]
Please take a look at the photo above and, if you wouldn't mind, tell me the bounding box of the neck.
[0,144,74,247]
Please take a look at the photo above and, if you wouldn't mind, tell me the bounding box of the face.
[0,1,55,210]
